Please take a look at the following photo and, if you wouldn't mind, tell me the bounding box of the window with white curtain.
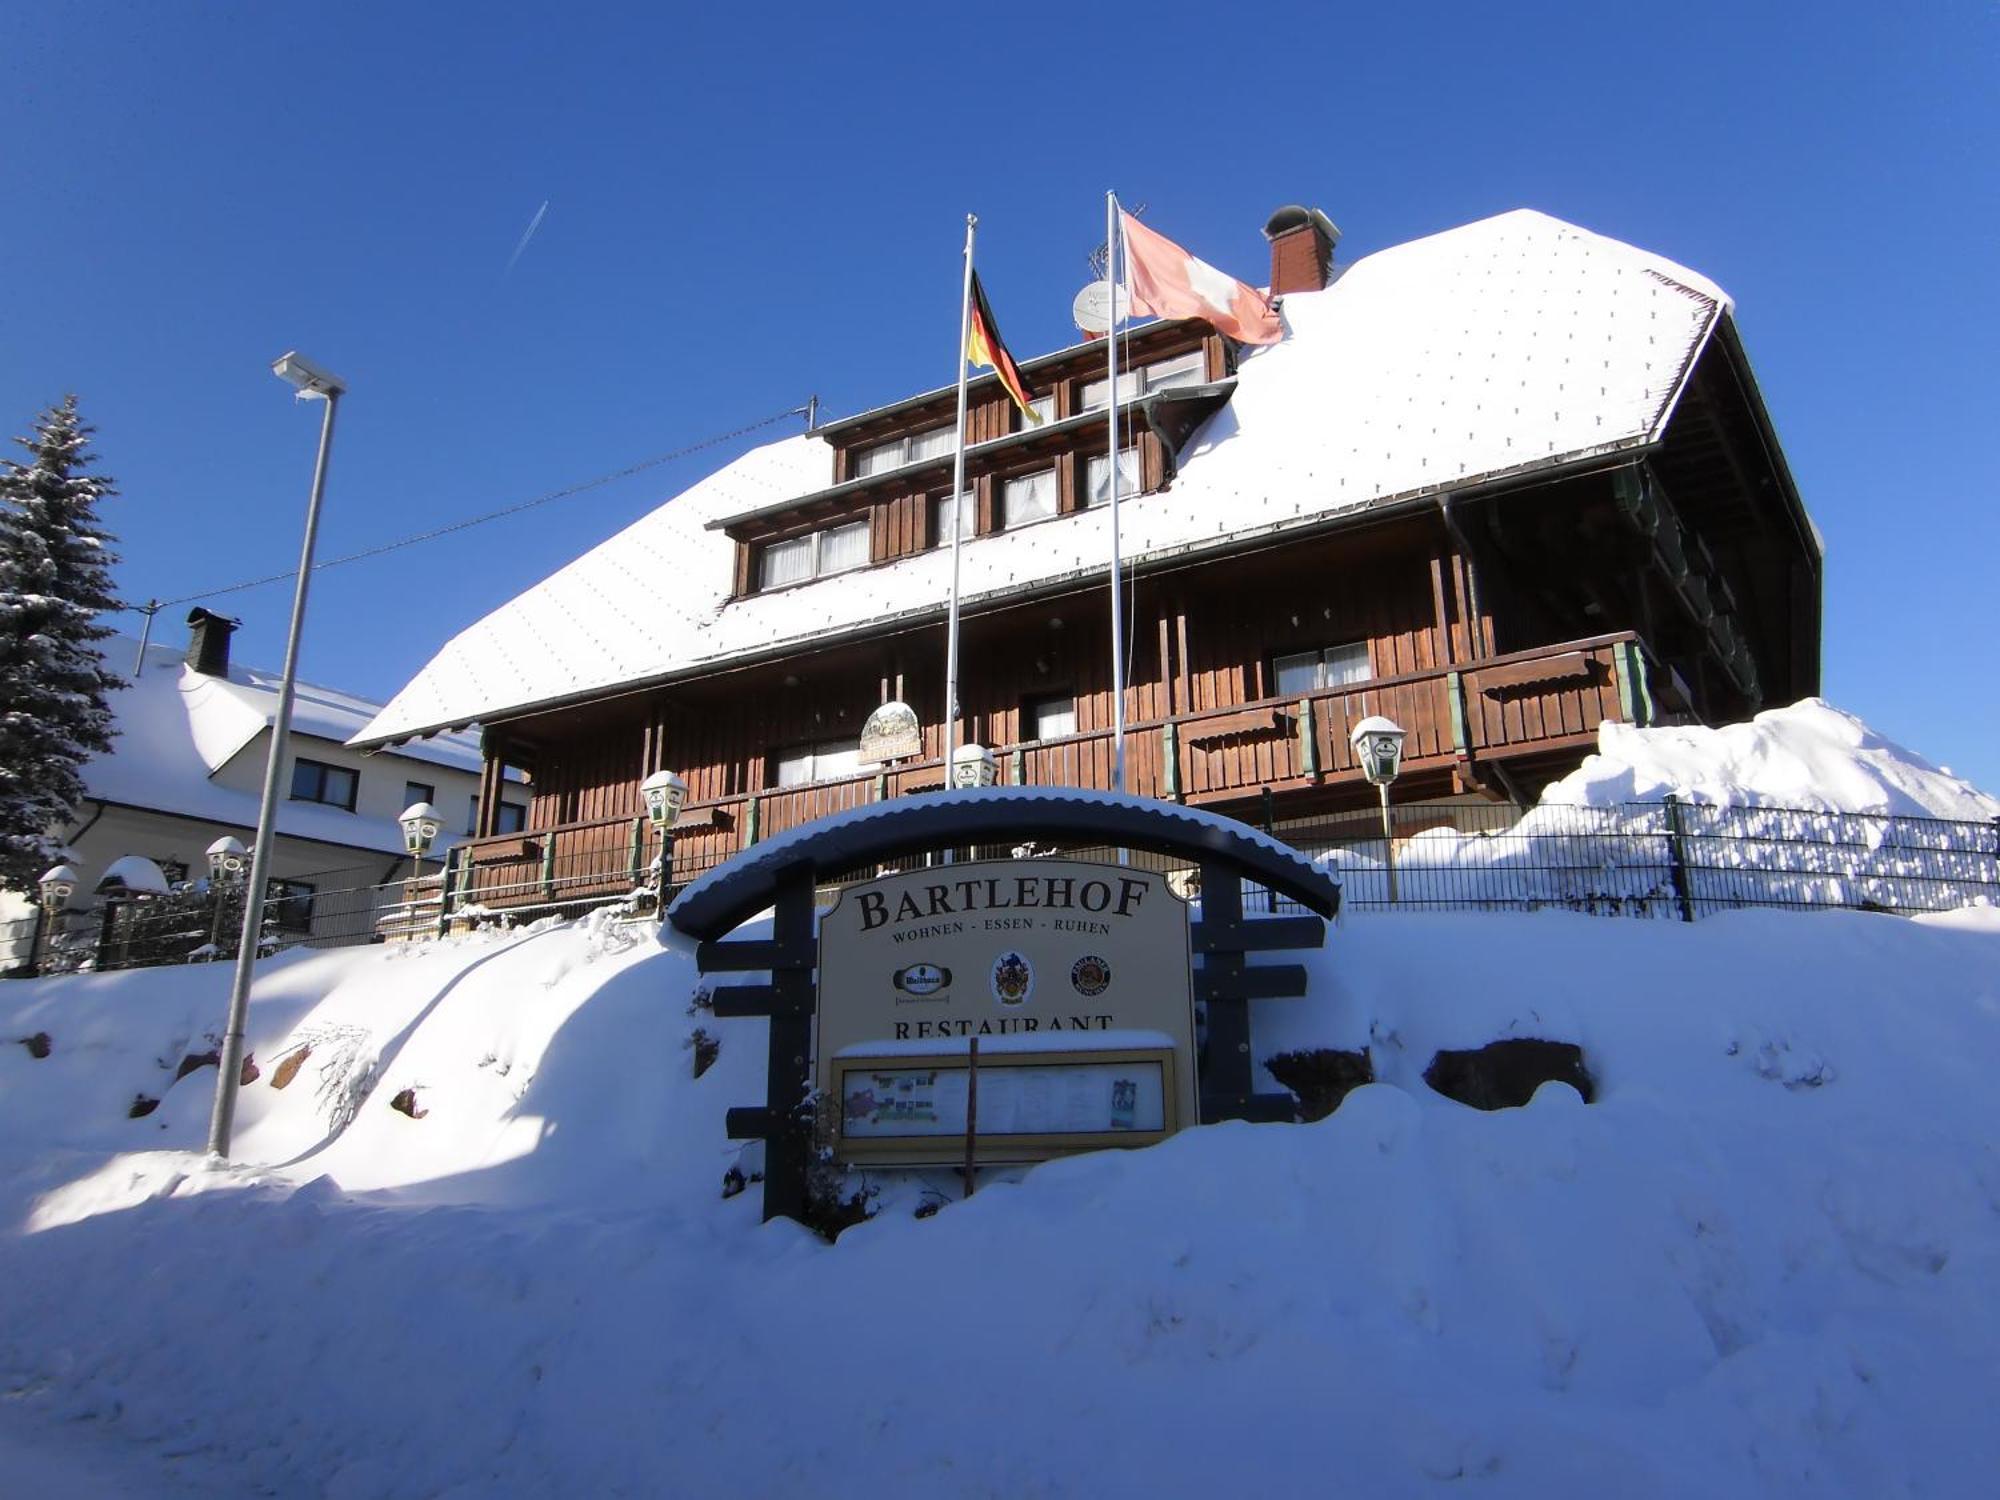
[1079,350,1207,413]
[1024,694,1077,741]
[757,518,871,590]
[1273,642,1373,696]
[774,738,872,787]
[1002,468,1058,528]
[1020,393,1056,428]
[1083,448,1141,507]
[931,492,975,546]
[856,424,958,477]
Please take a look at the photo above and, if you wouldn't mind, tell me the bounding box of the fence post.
[435,845,461,938]
[539,834,557,902]
[1161,721,1182,801]
[626,816,647,885]
[1664,795,1695,923]
[744,793,761,848]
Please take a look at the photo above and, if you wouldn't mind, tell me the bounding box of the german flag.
[966,271,1041,425]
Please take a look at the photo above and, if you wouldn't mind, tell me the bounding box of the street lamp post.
[399,802,443,931]
[1349,715,1408,905]
[640,769,689,913]
[207,351,345,1160]
[204,836,247,956]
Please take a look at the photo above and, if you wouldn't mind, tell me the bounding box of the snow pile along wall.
[1542,698,2000,821]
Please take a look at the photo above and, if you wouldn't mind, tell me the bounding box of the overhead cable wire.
[126,402,815,614]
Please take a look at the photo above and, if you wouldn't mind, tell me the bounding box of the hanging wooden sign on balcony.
[859,700,922,762]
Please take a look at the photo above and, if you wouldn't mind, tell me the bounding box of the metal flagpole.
[1106,191,1128,795]
[944,214,977,794]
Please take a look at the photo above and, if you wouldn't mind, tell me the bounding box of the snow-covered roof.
[356,208,1736,747]
[83,638,485,857]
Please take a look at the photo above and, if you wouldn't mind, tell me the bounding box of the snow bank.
[1544,698,2000,821]
[2,896,1998,1496]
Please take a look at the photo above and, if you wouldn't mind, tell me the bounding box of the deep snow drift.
[1544,698,2000,820]
[2,699,1998,1496]
[2,899,1997,1496]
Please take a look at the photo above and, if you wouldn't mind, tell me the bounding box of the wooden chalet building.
[352,205,1820,911]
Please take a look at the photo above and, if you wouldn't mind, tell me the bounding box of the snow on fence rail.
[1282,798,2000,917]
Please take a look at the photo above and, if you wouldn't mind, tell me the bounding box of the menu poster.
[838,1057,1167,1143]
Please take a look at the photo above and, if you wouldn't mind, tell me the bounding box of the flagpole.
[945,213,976,796]
[1106,191,1128,796]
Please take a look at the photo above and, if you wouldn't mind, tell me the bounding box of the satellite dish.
[1072,279,1132,336]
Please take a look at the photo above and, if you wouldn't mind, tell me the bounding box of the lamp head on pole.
[399,802,443,858]
[271,350,346,399]
[1348,715,1408,788]
[205,835,249,884]
[38,864,80,908]
[640,770,689,832]
[951,743,998,789]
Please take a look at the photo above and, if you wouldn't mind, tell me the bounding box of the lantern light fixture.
[1349,715,1408,788]
[206,835,249,885]
[399,802,444,860]
[640,769,690,833]
[951,743,998,788]
[38,864,80,909]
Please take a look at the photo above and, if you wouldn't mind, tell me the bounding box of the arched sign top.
[667,786,1340,939]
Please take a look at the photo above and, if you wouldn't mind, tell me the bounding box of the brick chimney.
[184,607,238,677]
[1263,205,1342,295]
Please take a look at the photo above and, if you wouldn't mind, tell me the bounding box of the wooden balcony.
[449,632,1657,912]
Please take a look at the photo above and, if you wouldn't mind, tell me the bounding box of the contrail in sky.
[504,200,550,276]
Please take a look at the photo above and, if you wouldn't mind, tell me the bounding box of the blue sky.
[3,3,1995,792]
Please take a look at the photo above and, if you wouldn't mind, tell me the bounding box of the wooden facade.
[442,243,1819,913]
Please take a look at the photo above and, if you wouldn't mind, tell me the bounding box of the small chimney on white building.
[184,607,238,677]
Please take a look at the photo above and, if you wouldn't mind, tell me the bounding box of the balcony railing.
[447,632,1658,913]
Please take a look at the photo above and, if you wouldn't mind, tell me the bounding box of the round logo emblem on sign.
[991,950,1034,1007]
[1070,955,1112,997]
[893,963,951,997]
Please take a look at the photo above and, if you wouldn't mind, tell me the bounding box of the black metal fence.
[1264,797,2000,918]
[7,800,1997,979]
[2,859,448,978]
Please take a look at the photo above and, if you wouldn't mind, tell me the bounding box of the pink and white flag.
[1120,211,1283,346]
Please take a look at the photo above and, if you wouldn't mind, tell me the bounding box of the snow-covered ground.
[2,898,1997,1496]
[2,704,1997,1496]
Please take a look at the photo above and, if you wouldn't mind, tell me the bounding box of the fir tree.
[0,396,122,892]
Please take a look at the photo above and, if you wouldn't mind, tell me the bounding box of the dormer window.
[759,518,870,589]
[856,424,958,478]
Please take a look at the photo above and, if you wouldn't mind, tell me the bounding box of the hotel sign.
[817,859,1197,1164]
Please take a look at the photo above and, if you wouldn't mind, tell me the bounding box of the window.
[265,879,316,934]
[1083,448,1141,508]
[1274,642,1372,696]
[931,491,975,546]
[758,518,871,589]
[1020,393,1056,428]
[855,424,958,478]
[290,758,357,811]
[403,780,435,810]
[1002,469,1058,528]
[1024,694,1077,742]
[774,738,872,787]
[1080,351,1207,413]
[467,796,529,835]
